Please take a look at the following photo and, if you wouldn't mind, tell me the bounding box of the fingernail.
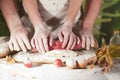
[91,44,94,47]
[10,48,13,51]
[23,49,27,52]
[62,45,64,48]
[45,48,48,52]
[17,49,20,51]
[87,47,89,50]
[60,39,63,43]
[28,47,31,50]
[82,45,84,48]
[14,48,17,51]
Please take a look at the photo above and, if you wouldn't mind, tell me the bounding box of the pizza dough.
[0,36,9,44]
[14,50,77,63]
[0,43,11,58]
[14,50,96,65]
[0,36,10,58]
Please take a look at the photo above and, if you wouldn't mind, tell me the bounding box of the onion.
[77,57,88,69]
[66,58,77,69]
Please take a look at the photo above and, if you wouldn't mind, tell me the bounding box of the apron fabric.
[21,0,83,38]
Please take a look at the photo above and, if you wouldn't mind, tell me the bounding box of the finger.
[17,38,27,52]
[35,39,41,52]
[86,36,91,50]
[49,35,53,47]
[38,39,46,53]
[31,38,35,48]
[22,36,31,50]
[71,38,76,49]
[58,31,63,42]
[81,35,85,48]
[8,41,13,51]
[12,39,20,51]
[62,34,69,48]
[66,36,74,50]
[76,37,80,45]
[43,38,49,52]
[90,35,94,47]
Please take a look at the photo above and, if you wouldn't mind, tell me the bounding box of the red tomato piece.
[52,40,63,50]
[49,46,53,50]
[24,60,32,68]
[53,40,62,46]
[52,46,63,50]
[54,59,63,67]
[49,40,82,50]
[73,43,82,50]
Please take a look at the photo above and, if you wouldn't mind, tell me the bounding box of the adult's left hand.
[79,29,94,50]
[58,23,80,50]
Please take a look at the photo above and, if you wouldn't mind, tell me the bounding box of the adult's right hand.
[9,27,31,52]
[31,28,53,53]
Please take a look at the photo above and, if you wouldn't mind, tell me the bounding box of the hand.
[58,23,80,50]
[31,28,53,53]
[9,27,31,52]
[79,29,94,50]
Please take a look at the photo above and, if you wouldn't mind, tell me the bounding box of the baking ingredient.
[77,58,87,69]
[24,59,32,68]
[54,59,63,67]
[51,40,63,50]
[96,45,112,72]
[51,40,82,50]
[66,58,77,69]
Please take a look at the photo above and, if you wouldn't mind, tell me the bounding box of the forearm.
[65,0,82,27]
[0,0,23,32]
[82,0,102,30]
[23,0,44,31]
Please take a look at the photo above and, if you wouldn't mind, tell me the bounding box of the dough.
[0,36,10,58]
[14,50,78,63]
[14,50,96,65]
[0,36,9,44]
[0,43,11,58]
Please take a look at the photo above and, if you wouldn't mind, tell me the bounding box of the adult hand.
[31,28,53,53]
[9,27,31,52]
[58,23,80,50]
[79,29,94,50]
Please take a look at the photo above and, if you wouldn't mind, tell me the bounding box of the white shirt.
[39,0,68,15]
[38,0,81,24]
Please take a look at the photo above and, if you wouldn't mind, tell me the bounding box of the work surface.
[0,58,120,80]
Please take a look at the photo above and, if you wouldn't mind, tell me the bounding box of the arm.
[23,0,52,53]
[1,0,23,33]
[82,0,102,30]
[79,0,102,50]
[58,0,82,50]
[65,0,83,26]
[1,0,31,51]
[23,0,44,31]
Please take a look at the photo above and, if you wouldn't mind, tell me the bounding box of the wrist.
[63,20,73,29]
[9,24,25,33]
[82,21,94,31]
[34,22,45,31]
[34,25,46,32]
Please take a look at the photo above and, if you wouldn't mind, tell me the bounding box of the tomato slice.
[53,40,62,47]
[52,40,63,50]
[73,43,82,50]
[24,60,32,68]
[32,40,82,51]
[49,46,53,50]
[54,59,63,67]
[51,40,82,50]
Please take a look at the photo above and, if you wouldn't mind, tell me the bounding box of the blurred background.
[0,0,120,47]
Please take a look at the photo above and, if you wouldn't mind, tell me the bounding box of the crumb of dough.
[6,56,16,64]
